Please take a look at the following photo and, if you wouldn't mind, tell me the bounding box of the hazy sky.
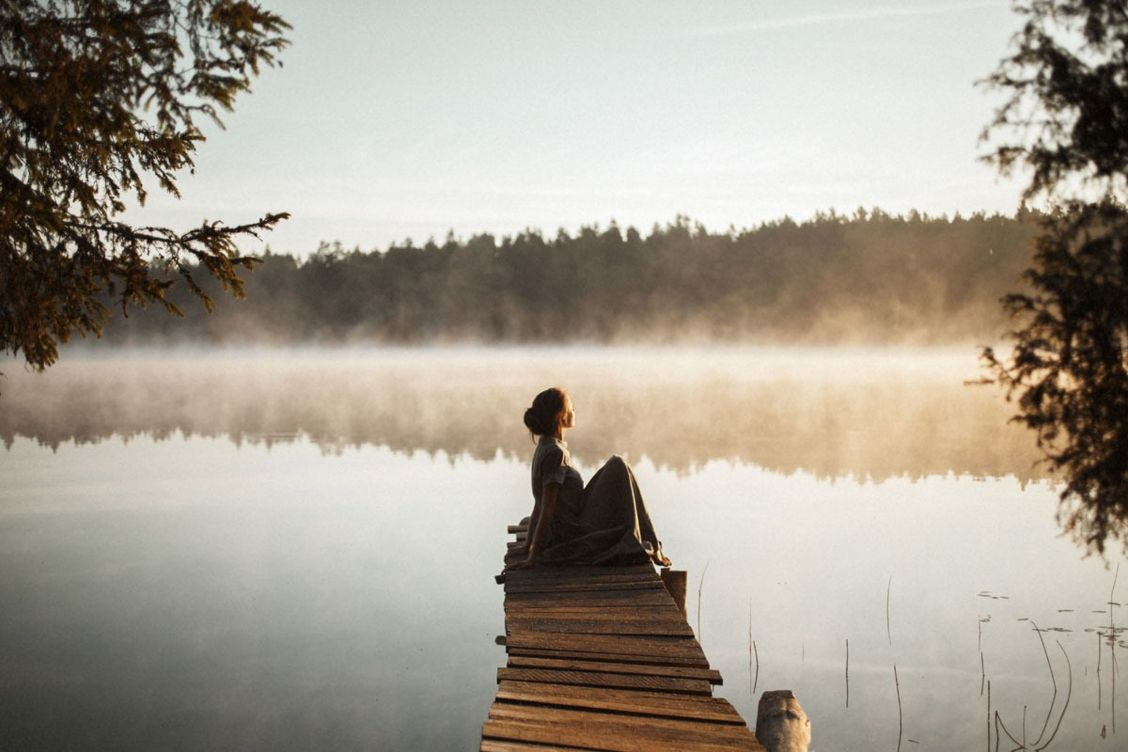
[132,0,1025,255]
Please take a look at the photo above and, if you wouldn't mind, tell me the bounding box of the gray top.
[530,435,584,509]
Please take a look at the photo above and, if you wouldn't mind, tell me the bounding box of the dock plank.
[497,667,713,695]
[505,590,676,606]
[504,580,666,594]
[485,705,760,751]
[481,742,588,752]
[488,703,755,734]
[505,631,707,660]
[496,680,744,724]
[505,655,723,684]
[502,605,684,618]
[506,617,695,637]
[506,646,712,667]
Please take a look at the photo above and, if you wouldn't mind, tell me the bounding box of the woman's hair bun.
[524,387,566,437]
[523,407,543,435]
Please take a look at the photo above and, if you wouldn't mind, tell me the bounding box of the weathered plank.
[503,609,689,624]
[505,580,666,594]
[480,720,758,752]
[496,680,744,724]
[506,617,695,637]
[505,589,676,606]
[502,604,684,618]
[505,655,723,684]
[505,632,707,660]
[506,645,711,668]
[484,704,761,751]
[504,579,664,593]
[503,612,687,625]
[481,741,588,752]
[488,703,753,733]
[498,667,713,695]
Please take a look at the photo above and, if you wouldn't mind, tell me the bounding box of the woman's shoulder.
[534,436,570,464]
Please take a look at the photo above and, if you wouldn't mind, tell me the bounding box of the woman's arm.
[518,483,558,569]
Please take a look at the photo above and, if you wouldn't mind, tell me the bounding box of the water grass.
[894,663,903,752]
[887,575,894,646]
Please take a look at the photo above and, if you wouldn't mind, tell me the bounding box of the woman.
[510,387,671,570]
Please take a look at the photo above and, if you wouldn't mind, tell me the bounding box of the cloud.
[680,1,1008,37]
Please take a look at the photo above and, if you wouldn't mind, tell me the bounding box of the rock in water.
[755,689,811,752]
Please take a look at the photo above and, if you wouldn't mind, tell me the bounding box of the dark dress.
[530,435,666,566]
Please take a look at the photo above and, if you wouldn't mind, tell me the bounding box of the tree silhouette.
[0,0,289,370]
[101,211,1037,346]
[981,0,1128,554]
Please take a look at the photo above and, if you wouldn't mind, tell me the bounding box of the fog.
[2,345,1042,482]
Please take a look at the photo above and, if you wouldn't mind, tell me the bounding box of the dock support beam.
[660,567,688,618]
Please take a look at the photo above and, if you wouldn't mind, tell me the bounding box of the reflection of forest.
[1,349,1044,483]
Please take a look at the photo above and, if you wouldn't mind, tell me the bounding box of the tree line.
[98,209,1038,346]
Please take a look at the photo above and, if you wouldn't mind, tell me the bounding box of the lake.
[0,346,1123,751]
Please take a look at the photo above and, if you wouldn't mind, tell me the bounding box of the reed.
[1034,641,1073,751]
[986,679,991,752]
[887,575,894,646]
[980,651,986,697]
[696,560,709,642]
[893,663,903,752]
[747,598,758,697]
[1030,622,1055,747]
[753,640,760,695]
[1110,563,1119,735]
[1097,629,1103,711]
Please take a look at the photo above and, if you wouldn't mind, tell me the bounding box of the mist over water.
[1,346,1121,750]
[2,345,1042,481]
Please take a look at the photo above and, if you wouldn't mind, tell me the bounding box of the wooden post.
[660,567,688,618]
[755,689,811,752]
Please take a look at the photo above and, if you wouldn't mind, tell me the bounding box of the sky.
[131,0,1027,256]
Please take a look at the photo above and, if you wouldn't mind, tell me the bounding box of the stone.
[755,689,811,752]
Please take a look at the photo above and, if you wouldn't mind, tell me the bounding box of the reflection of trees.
[0,351,1042,483]
[985,204,1128,553]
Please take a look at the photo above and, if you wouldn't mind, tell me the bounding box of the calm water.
[0,347,1123,751]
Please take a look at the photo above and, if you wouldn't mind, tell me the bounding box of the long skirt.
[538,455,666,566]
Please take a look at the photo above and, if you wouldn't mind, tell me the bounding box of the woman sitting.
[509,387,671,570]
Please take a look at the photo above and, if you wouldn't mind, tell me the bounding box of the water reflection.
[654,462,1124,750]
[0,436,1119,750]
[1,346,1043,482]
[0,439,514,750]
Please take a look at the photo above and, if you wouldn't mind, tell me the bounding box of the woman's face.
[561,395,576,429]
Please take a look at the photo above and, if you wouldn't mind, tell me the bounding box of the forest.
[99,209,1040,345]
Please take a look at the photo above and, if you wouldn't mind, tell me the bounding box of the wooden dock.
[481,521,764,751]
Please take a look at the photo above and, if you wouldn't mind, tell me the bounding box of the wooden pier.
[481,521,764,751]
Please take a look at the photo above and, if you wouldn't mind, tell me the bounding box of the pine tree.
[0,0,290,369]
[982,0,1128,554]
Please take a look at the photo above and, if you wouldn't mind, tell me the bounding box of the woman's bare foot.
[651,550,672,567]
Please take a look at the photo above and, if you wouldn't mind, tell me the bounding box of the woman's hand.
[508,547,537,571]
